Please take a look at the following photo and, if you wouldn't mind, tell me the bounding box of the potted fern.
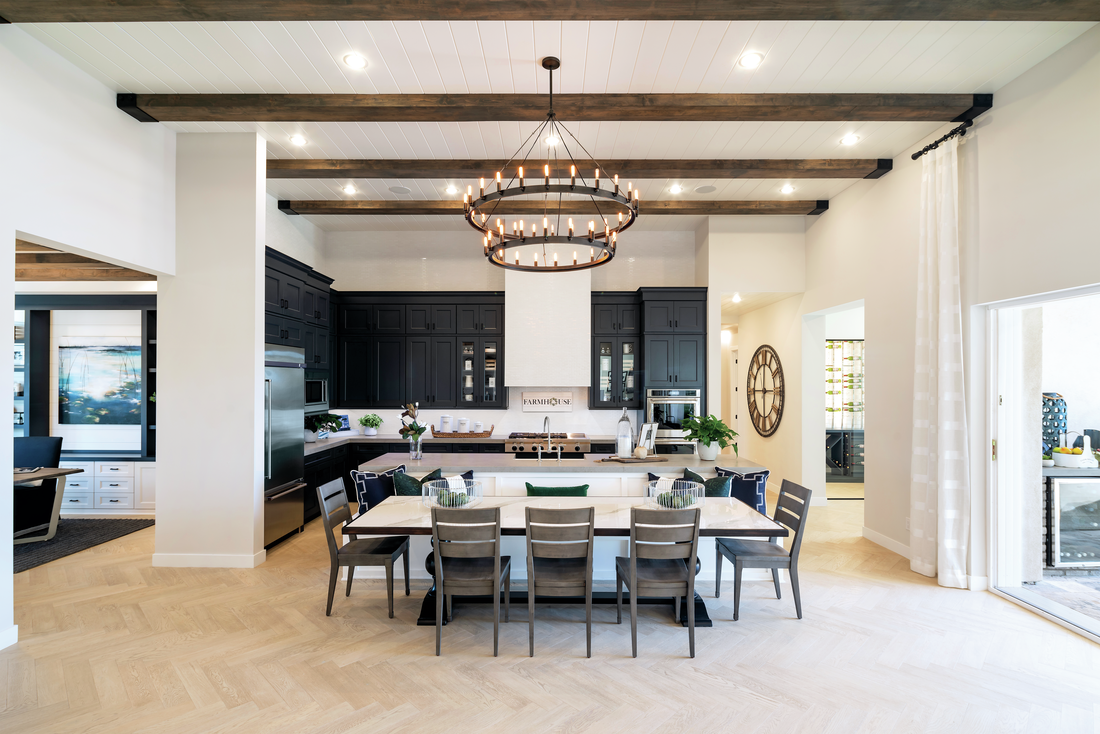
[304,413,343,443]
[358,413,382,436]
[681,414,737,461]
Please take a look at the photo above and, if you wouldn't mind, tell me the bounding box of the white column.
[154,133,267,568]
[801,314,827,506]
[0,215,16,649]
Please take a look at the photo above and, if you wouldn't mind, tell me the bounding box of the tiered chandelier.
[463,57,639,272]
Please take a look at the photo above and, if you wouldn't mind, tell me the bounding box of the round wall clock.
[746,344,785,437]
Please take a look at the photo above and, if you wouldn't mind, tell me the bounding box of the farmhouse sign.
[521,392,573,413]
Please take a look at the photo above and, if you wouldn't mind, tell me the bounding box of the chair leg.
[326,561,339,616]
[493,576,501,658]
[715,544,723,598]
[403,547,411,596]
[345,564,355,597]
[385,560,394,619]
[629,580,638,659]
[504,569,511,623]
[733,560,744,622]
[616,572,623,624]
[687,587,696,659]
[790,564,802,620]
[674,596,681,623]
[446,593,453,623]
[528,581,536,658]
[436,580,444,656]
[585,581,592,659]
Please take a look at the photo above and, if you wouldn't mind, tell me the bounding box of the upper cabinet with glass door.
[14,310,26,437]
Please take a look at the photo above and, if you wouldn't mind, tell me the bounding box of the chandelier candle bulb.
[590,247,595,262]
[551,224,555,235]
[543,217,548,236]
[544,164,550,186]
[614,174,619,194]
[568,218,574,237]
[595,169,600,188]
[554,253,558,267]
[518,167,524,188]
[618,211,623,225]
[534,252,538,266]
[573,251,578,265]
[480,177,485,196]
[496,171,502,191]
[570,165,576,187]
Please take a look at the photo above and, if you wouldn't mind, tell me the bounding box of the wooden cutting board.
[596,456,669,464]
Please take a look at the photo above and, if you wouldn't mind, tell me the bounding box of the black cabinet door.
[315,290,330,329]
[593,304,617,335]
[644,301,674,333]
[431,336,457,407]
[373,305,405,334]
[371,336,406,407]
[264,270,282,315]
[405,335,431,405]
[338,337,372,406]
[592,336,641,408]
[618,304,640,334]
[264,313,285,345]
[645,335,674,387]
[431,305,457,334]
[406,304,432,334]
[479,305,503,334]
[302,287,318,324]
[280,274,305,321]
[618,336,641,407]
[592,337,616,407]
[314,329,330,371]
[283,319,305,349]
[303,325,320,365]
[479,337,504,407]
[674,301,704,333]
[340,305,372,334]
[673,335,704,386]
[457,304,479,334]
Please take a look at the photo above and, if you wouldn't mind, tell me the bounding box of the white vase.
[697,441,720,461]
[304,430,317,444]
[363,427,378,436]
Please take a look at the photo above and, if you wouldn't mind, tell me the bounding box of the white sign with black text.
[521,392,573,413]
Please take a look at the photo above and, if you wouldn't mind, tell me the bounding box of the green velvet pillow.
[525,483,589,497]
[393,468,442,496]
[683,468,731,498]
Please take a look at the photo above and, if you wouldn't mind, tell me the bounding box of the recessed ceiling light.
[445,185,458,195]
[840,133,861,146]
[343,53,367,70]
[738,52,764,69]
[290,134,307,147]
[389,185,412,195]
[342,184,357,195]
[545,134,559,147]
[669,184,683,194]
[780,184,795,195]
[694,185,717,194]
[732,293,742,303]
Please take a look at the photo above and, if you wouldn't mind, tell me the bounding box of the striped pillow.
[350,464,406,511]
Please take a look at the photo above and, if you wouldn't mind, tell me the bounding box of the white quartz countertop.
[306,433,620,456]
[358,452,765,475]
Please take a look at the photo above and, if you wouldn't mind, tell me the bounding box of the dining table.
[13,467,84,544]
[344,495,788,627]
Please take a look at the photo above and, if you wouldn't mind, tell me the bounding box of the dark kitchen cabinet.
[338,336,405,407]
[265,314,305,349]
[673,335,704,386]
[431,305,457,334]
[338,337,372,405]
[373,305,405,334]
[593,303,640,336]
[304,327,329,370]
[303,286,330,328]
[645,335,674,388]
[406,336,457,408]
[459,336,504,408]
[457,304,478,334]
[457,304,502,334]
[644,301,676,333]
[340,305,373,334]
[592,336,641,408]
[265,269,305,321]
[674,302,704,333]
[407,304,432,334]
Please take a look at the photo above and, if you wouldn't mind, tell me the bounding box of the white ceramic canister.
[473,421,484,432]
[457,418,470,433]
[439,415,453,433]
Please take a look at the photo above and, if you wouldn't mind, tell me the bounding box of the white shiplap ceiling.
[21,19,1094,230]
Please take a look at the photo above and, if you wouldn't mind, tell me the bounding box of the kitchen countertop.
[1042,466,1100,477]
[358,452,765,475]
[305,433,620,456]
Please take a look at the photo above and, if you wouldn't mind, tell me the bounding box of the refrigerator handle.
[264,379,272,480]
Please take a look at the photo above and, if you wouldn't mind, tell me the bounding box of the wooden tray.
[430,424,495,439]
[596,456,669,464]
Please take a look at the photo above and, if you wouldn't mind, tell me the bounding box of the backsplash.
[329,387,641,439]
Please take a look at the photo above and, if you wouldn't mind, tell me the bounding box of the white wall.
[155,133,266,568]
[505,268,591,387]
[826,307,865,340]
[1,26,178,650]
[266,195,324,269]
[1042,294,1100,434]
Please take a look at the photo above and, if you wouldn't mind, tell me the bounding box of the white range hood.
[504,268,591,387]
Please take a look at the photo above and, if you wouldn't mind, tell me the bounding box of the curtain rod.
[911,119,973,160]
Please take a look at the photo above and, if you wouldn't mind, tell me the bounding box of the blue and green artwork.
[58,345,142,425]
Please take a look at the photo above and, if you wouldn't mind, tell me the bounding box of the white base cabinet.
[59,460,155,515]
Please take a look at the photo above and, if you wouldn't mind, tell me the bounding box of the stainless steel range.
[507,432,590,457]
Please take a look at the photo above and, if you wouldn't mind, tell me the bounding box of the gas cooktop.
[508,432,587,439]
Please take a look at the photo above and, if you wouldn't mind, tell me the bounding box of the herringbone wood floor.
[4,498,1100,734]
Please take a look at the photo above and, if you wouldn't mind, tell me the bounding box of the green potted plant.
[399,403,428,459]
[358,413,382,436]
[304,413,343,443]
[681,414,737,461]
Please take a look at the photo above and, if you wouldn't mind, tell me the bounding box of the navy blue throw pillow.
[351,464,406,511]
[715,467,769,514]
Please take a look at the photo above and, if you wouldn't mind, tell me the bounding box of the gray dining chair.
[616,506,702,658]
[715,479,812,620]
[316,479,410,618]
[431,506,511,657]
[525,506,595,658]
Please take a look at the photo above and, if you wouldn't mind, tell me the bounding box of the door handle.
[267,482,307,501]
[675,320,678,327]
[668,320,672,327]
[109,499,120,503]
[264,379,272,480]
[668,374,672,382]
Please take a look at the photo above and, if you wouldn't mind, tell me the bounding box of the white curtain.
[910,137,970,589]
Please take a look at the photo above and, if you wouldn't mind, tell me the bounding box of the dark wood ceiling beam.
[14,240,59,254]
[119,92,991,124]
[16,253,107,266]
[268,158,892,180]
[15,267,156,281]
[278,199,827,216]
[2,1,1097,22]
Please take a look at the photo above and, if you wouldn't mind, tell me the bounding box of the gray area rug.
[14,519,154,573]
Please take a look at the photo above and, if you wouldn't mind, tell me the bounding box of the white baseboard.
[61,511,155,519]
[968,575,989,591]
[152,550,266,568]
[810,495,829,506]
[0,625,18,651]
[862,526,911,559]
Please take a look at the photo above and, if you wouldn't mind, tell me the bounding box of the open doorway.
[824,305,865,502]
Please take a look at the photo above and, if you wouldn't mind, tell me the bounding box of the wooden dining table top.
[344,495,787,538]
[13,467,83,485]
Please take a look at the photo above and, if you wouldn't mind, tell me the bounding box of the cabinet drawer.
[63,477,92,492]
[96,462,134,477]
[97,478,133,493]
[60,461,95,475]
[61,492,93,509]
[94,493,134,509]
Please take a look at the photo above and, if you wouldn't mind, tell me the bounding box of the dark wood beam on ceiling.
[15,267,156,281]
[278,199,828,216]
[119,92,992,124]
[14,240,59,254]
[2,1,1097,22]
[268,158,893,180]
[16,253,112,266]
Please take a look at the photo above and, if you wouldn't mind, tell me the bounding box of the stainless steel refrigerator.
[264,346,306,547]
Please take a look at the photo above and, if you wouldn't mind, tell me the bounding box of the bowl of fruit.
[1043,454,1055,468]
[1052,446,1089,467]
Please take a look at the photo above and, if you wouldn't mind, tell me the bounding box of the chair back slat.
[527,507,593,525]
[435,507,499,524]
[532,542,591,559]
[526,507,595,570]
[529,523,591,543]
[633,524,696,544]
[627,507,700,595]
[437,540,498,558]
[431,507,502,586]
[635,542,695,560]
[436,522,497,543]
[774,479,812,559]
[316,479,350,560]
